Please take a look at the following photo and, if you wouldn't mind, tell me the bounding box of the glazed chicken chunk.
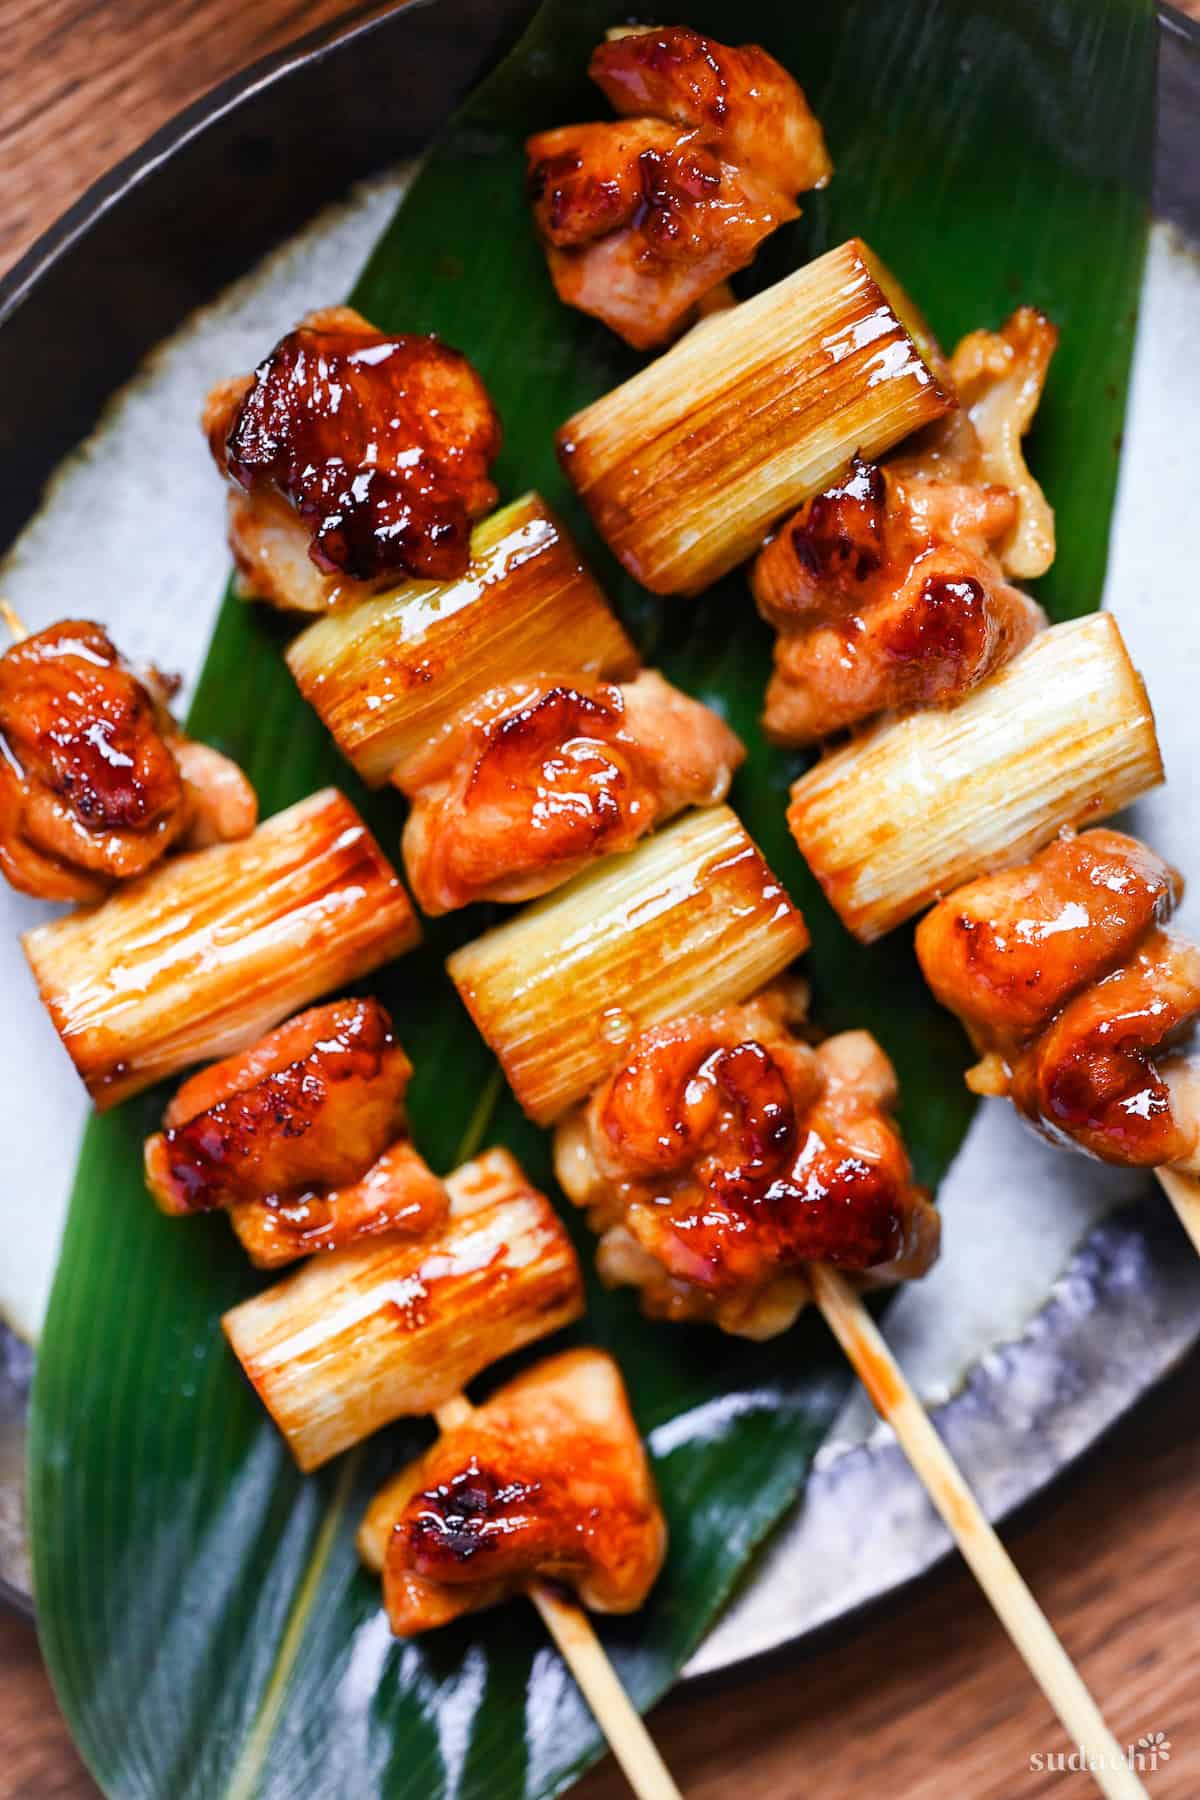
[753,308,1057,744]
[144,997,447,1265]
[204,306,501,607]
[379,1349,666,1634]
[399,668,745,913]
[554,980,939,1338]
[0,619,256,902]
[526,25,831,348]
[916,830,1200,1169]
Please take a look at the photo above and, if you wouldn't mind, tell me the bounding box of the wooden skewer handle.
[0,601,27,642]
[433,1394,683,1800]
[1158,1166,1200,1256]
[529,1584,683,1800]
[810,1264,1147,1800]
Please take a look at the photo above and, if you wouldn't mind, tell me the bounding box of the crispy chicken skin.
[145,998,447,1262]
[0,620,255,901]
[526,26,830,349]
[753,309,1056,744]
[399,668,745,914]
[554,980,938,1338]
[916,830,1200,1168]
[382,1349,666,1633]
[204,306,501,598]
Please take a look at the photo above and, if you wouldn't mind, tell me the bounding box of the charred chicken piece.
[527,26,830,349]
[0,619,255,902]
[753,309,1057,745]
[205,306,502,603]
[145,997,446,1265]
[379,1349,666,1633]
[399,668,745,914]
[916,829,1200,1169]
[554,979,939,1338]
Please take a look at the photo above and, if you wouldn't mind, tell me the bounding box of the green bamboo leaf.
[30,1,1154,1795]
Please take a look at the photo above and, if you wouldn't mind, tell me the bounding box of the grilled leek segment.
[557,238,953,595]
[286,493,637,788]
[787,615,1163,943]
[222,1148,584,1471]
[447,805,809,1124]
[23,788,419,1107]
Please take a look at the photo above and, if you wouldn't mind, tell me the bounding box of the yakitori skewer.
[285,490,745,915]
[553,247,1165,946]
[206,328,748,919]
[220,1148,678,1798]
[149,1000,679,1800]
[0,608,420,1108]
[397,1371,675,1800]
[525,23,831,349]
[448,805,1145,1797]
[916,828,1200,1257]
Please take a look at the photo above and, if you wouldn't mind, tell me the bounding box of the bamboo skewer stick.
[431,1395,682,1800]
[1155,1167,1200,1257]
[809,1264,1146,1800]
[0,600,27,641]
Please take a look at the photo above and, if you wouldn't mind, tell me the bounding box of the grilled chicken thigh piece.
[400,669,745,913]
[555,979,939,1338]
[145,998,446,1264]
[0,619,255,901]
[205,306,501,602]
[754,309,1057,744]
[917,830,1200,1169]
[380,1349,666,1633]
[527,25,830,348]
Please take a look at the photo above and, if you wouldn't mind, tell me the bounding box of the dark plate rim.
[0,0,396,332]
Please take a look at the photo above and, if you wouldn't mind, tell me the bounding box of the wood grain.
[2,4,1200,1798]
[0,0,373,272]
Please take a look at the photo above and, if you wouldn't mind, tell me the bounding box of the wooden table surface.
[2,4,1199,1797]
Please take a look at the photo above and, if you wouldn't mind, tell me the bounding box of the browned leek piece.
[556,238,954,596]
[286,493,638,788]
[222,1147,584,1471]
[447,805,809,1124]
[788,614,1163,943]
[22,788,419,1108]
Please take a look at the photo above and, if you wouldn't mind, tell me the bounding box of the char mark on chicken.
[145,997,447,1264]
[382,1349,666,1633]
